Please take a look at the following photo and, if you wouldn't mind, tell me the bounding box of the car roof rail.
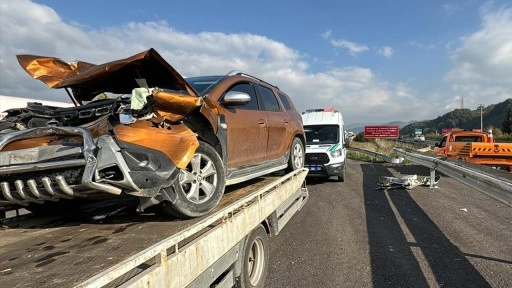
[227,70,279,90]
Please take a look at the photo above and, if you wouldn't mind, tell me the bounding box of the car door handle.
[258,119,265,125]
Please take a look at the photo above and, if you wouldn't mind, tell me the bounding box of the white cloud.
[330,39,369,56]
[0,0,447,125]
[408,41,436,50]
[321,30,369,56]
[321,30,332,39]
[378,46,394,58]
[444,5,512,106]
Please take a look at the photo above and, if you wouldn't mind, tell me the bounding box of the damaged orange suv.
[0,49,305,218]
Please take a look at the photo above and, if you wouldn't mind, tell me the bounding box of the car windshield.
[304,125,339,145]
[186,76,226,95]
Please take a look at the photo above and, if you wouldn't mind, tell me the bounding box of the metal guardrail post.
[429,167,436,188]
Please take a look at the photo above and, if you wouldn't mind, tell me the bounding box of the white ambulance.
[301,108,347,182]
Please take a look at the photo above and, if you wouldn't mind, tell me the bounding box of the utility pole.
[477,104,484,131]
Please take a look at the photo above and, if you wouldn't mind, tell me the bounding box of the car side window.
[277,92,292,110]
[258,85,281,112]
[223,82,259,110]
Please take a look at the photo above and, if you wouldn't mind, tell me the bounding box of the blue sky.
[1,0,511,126]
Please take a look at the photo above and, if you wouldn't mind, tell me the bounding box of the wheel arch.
[260,218,272,236]
[183,110,224,161]
[294,132,306,148]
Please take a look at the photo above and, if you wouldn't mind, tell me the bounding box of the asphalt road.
[266,159,512,288]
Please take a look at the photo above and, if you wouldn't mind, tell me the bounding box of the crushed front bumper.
[0,127,123,206]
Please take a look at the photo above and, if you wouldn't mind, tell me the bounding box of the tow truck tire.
[236,225,269,288]
[286,137,304,173]
[160,141,226,219]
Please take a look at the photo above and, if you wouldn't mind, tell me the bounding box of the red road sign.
[441,128,452,135]
[364,125,399,138]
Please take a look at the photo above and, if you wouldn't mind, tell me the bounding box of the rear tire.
[285,137,304,173]
[159,141,226,218]
[236,225,269,288]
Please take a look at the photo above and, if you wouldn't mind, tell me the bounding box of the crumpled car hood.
[16,48,198,102]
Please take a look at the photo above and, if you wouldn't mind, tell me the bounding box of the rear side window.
[258,85,281,112]
[454,136,482,142]
[277,92,292,110]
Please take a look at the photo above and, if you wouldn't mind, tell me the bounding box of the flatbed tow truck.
[0,169,308,288]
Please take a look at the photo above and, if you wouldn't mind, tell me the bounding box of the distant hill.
[400,98,512,136]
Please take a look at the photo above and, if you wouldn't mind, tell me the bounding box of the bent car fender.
[152,90,202,122]
[114,120,199,169]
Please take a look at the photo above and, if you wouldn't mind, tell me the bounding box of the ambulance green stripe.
[329,143,340,152]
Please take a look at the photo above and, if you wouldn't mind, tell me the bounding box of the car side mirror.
[434,142,439,147]
[222,91,251,106]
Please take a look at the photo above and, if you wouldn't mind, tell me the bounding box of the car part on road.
[377,174,441,190]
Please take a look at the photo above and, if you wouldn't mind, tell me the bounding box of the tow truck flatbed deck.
[0,174,283,288]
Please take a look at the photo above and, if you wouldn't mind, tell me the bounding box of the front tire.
[285,137,304,173]
[159,141,226,218]
[336,162,346,182]
[236,225,269,288]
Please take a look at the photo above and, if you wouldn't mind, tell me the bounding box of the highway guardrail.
[394,148,512,207]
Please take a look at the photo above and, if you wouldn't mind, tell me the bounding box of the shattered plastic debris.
[377,174,441,190]
[119,112,136,124]
[460,208,468,212]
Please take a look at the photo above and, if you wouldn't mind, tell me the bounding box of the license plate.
[307,165,321,171]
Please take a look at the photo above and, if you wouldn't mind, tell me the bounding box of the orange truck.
[433,129,512,170]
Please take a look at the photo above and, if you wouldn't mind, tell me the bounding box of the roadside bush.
[353,132,376,143]
[347,138,417,164]
[425,133,442,141]
[353,132,365,142]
